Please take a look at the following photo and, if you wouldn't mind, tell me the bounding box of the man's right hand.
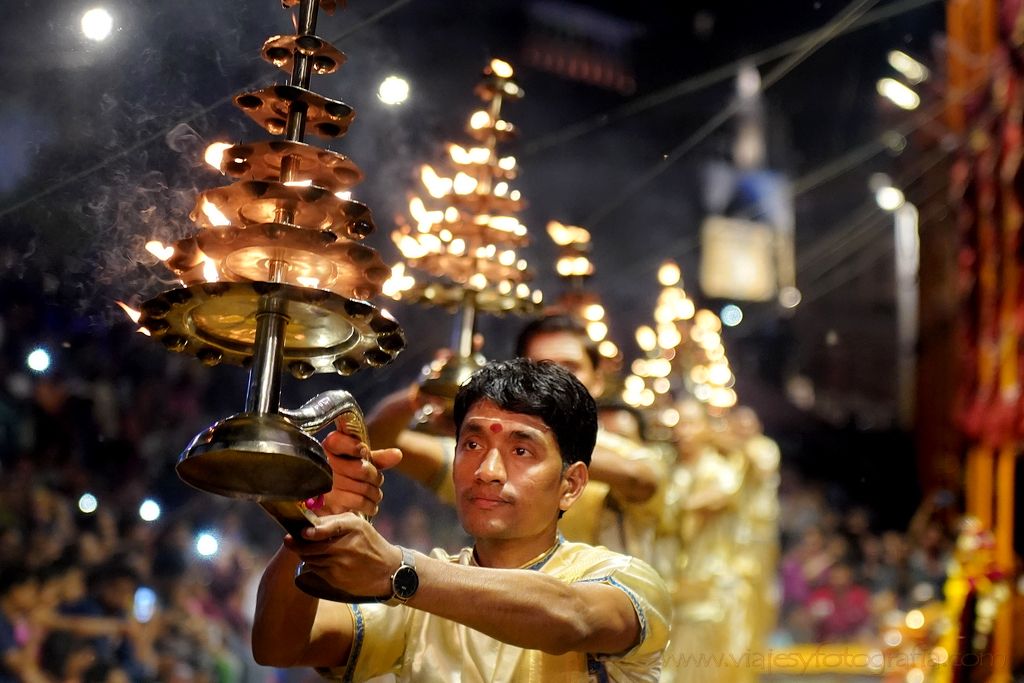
[319,426,402,518]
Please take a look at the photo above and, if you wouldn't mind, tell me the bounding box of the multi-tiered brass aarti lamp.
[125,0,404,599]
[384,60,542,407]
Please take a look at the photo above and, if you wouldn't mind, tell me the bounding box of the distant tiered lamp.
[547,220,621,374]
[124,0,404,601]
[621,261,740,437]
[384,59,542,412]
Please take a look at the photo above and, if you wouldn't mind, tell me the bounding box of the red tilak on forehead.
[489,423,503,433]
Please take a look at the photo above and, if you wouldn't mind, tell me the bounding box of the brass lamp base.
[176,412,332,501]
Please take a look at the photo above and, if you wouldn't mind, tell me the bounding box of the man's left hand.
[285,512,403,599]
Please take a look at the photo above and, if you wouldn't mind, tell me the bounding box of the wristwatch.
[385,546,419,606]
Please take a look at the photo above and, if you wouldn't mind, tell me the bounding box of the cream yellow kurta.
[560,429,667,565]
[319,539,672,683]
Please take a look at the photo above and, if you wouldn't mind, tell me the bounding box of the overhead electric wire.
[595,80,973,307]
[0,0,414,221]
[522,0,943,158]
[583,0,881,229]
[800,178,950,307]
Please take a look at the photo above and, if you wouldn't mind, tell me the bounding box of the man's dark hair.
[453,358,597,468]
[514,312,601,371]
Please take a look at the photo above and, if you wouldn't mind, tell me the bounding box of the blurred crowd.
[774,477,957,646]
[0,282,462,682]
[0,284,959,682]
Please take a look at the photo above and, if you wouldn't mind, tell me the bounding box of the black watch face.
[393,565,419,600]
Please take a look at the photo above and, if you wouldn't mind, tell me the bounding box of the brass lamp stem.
[245,293,290,415]
[285,0,319,144]
[278,0,319,223]
[453,289,478,359]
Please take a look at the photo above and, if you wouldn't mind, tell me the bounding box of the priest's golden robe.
[318,539,671,682]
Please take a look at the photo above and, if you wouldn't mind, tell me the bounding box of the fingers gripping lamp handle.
[263,390,387,603]
[280,389,368,442]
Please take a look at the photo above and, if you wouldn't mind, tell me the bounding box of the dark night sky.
[0,0,947,522]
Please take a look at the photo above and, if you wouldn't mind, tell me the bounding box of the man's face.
[453,400,578,542]
[521,331,602,397]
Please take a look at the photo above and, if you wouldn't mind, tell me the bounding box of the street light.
[81,8,113,42]
[377,75,410,105]
[877,77,920,111]
[872,178,919,428]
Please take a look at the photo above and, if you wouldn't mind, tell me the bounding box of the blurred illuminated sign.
[699,215,777,301]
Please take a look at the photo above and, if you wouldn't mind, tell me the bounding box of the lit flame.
[658,261,681,286]
[449,238,466,255]
[116,300,142,323]
[598,340,618,359]
[145,240,174,262]
[382,263,416,298]
[449,144,470,164]
[557,255,592,277]
[453,172,478,195]
[694,309,722,332]
[498,250,516,266]
[490,59,514,78]
[204,142,232,171]
[583,303,605,322]
[201,198,231,227]
[468,147,490,164]
[498,156,517,171]
[203,258,219,282]
[509,189,521,201]
[296,276,320,288]
[493,181,509,196]
[113,305,152,336]
[335,190,352,200]
[397,234,429,259]
[469,273,487,290]
[443,207,459,223]
[469,110,492,129]
[488,216,520,233]
[421,165,453,198]
[546,220,591,246]
[635,325,657,352]
[408,197,443,231]
[419,233,442,252]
